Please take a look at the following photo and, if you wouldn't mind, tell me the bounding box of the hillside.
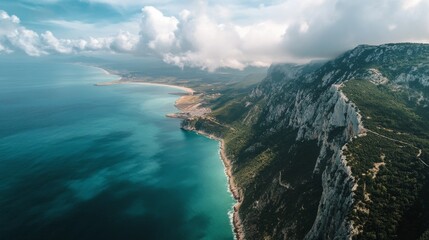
[182,43,429,239]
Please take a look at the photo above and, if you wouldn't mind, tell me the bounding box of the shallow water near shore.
[0,58,234,240]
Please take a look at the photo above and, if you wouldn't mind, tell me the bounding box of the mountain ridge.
[182,43,429,239]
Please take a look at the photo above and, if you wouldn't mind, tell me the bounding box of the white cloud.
[138,5,289,71]
[0,10,46,56]
[0,10,139,56]
[110,31,139,52]
[48,32,139,53]
[135,1,429,70]
[140,6,179,53]
[0,10,20,24]
[3,0,429,71]
[0,42,9,53]
[8,28,47,56]
[280,0,429,58]
[41,31,73,54]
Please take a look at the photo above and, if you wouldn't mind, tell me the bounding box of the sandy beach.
[95,80,195,94]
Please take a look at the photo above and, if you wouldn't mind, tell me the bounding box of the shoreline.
[190,130,245,240]
[94,68,244,239]
[75,64,121,80]
[91,66,113,76]
[219,139,245,240]
[95,80,195,94]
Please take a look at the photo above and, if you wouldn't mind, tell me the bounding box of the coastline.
[91,66,112,76]
[75,64,120,79]
[94,68,244,239]
[220,139,245,240]
[190,130,245,240]
[95,80,195,94]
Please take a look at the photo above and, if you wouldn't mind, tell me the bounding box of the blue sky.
[1,0,280,36]
[1,0,429,70]
[1,0,139,36]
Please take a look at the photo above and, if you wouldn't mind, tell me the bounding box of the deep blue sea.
[0,57,234,240]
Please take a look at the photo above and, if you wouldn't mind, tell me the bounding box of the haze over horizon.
[1,0,429,70]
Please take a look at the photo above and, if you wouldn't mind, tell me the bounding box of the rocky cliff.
[183,43,429,239]
[238,58,365,239]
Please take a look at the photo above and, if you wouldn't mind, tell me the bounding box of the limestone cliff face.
[183,43,429,239]
[302,85,363,240]
[241,61,365,239]
[236,43,429,239]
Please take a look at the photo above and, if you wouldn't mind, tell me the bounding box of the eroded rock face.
[184,43,429,240]
[244,62,364,239]
[233,43,429,239]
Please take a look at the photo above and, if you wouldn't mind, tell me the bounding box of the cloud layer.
[2,0,429,70]
[0,10,138,56]
[138,5,288,71]
[136,0,429,70]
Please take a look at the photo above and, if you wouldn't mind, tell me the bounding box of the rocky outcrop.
[187,43,429,239]
[228,43,429,239]
[303,85,363,240]
[244,62,366,239]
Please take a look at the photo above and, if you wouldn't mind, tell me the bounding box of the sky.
[1,0,429,71]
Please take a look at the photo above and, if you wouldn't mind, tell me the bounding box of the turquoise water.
[0,58,234,240]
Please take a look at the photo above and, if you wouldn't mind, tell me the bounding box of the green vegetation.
[342,79,429,138]
[184,44,429,240]
[187,72,324,239]
[211,99,249,123]
[234,148,275,187]
[342,79,429,240]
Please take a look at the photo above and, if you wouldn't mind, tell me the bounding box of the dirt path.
[367,129,429,167]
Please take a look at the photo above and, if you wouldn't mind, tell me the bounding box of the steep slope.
[183,43,429,239]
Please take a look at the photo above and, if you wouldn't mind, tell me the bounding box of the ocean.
[0,57,234,240]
